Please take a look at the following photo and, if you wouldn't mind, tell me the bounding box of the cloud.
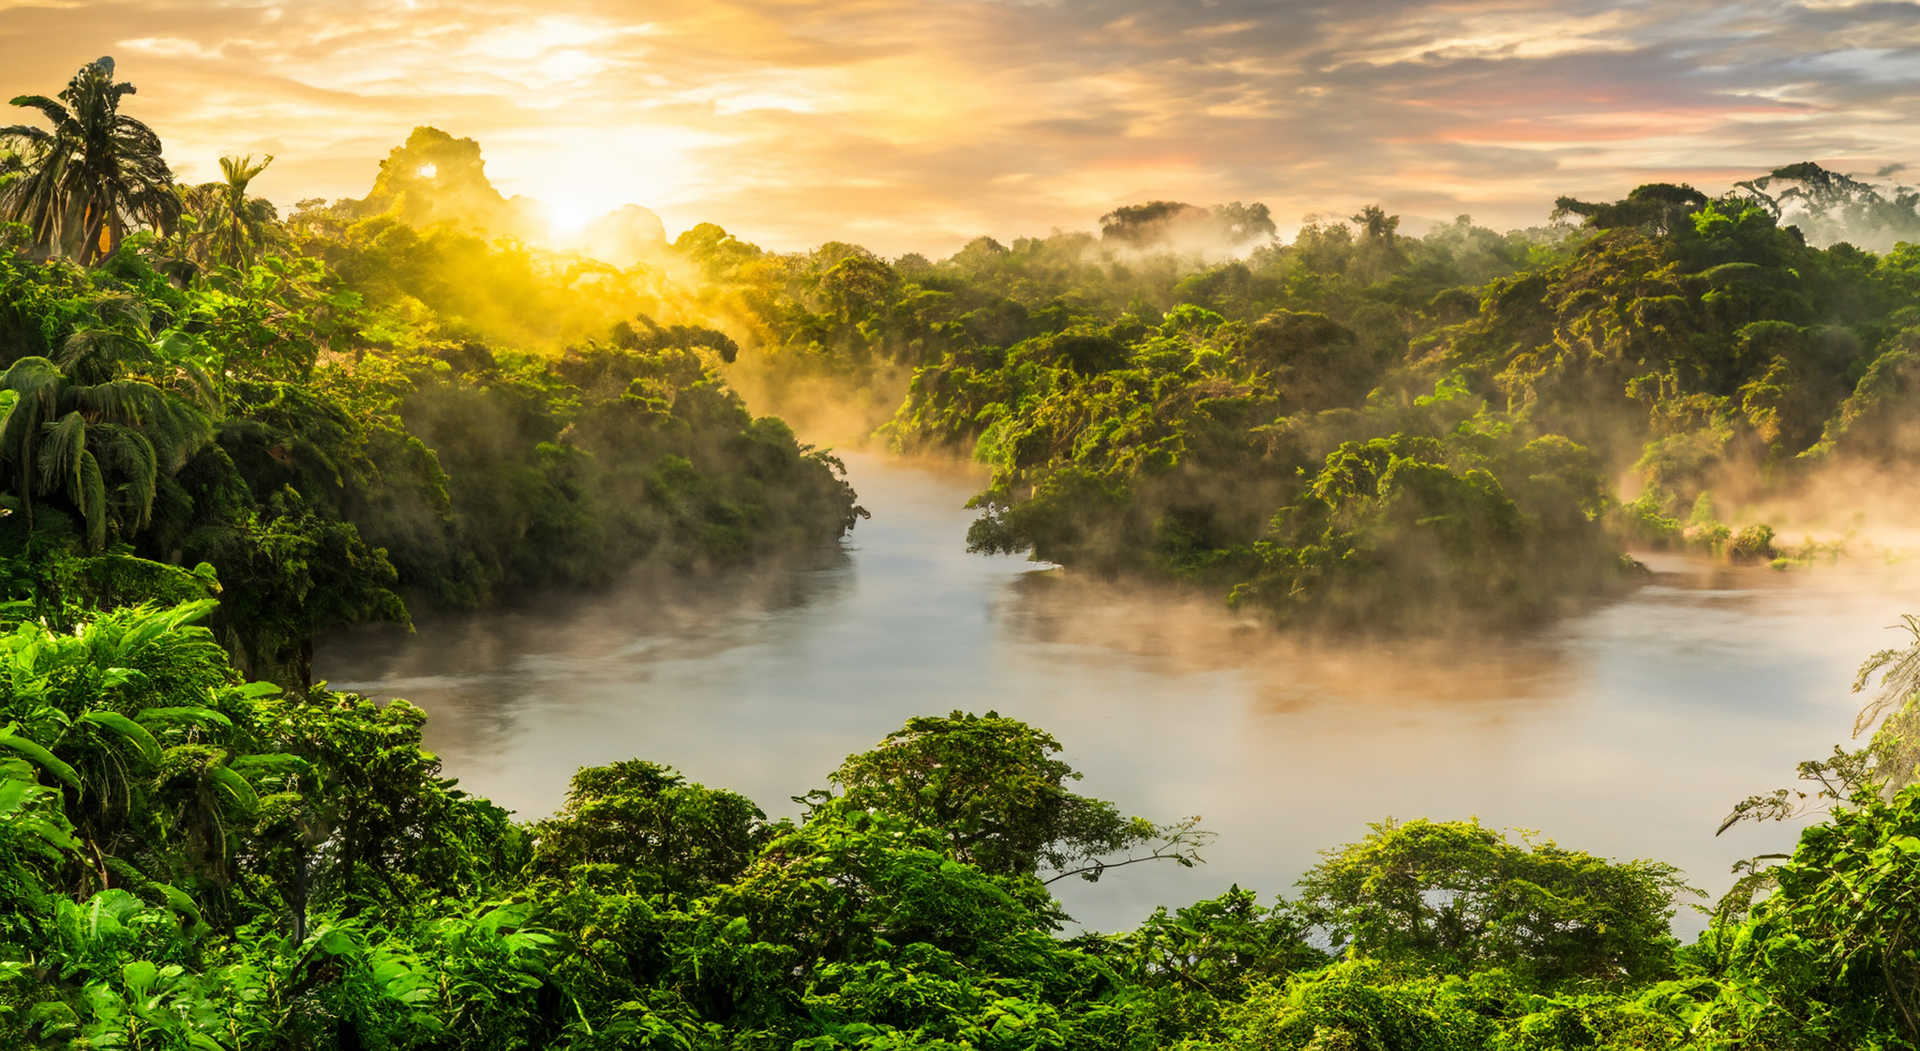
[5,0,1920,254]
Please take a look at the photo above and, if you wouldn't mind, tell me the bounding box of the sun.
[543,195,603,241]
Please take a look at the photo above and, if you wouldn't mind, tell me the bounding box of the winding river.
[316,452,1918,934]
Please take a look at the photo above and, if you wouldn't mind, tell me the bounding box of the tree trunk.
[104,211,125,262]
[79,200,106,266]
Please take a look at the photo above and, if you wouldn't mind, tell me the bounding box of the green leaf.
[22,815,79,854]
[121,960,157,997]
[312,927,357,957]
[148,882,204,932]
[75,711,161,766]
[0,776,33,815]
[210,765,259,811]
[0,730,79,790]
[134,706,234,732]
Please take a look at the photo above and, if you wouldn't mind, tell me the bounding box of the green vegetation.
[0,61,863,687]
[653,176,1920,627]
[13,62,1892,636]
[4,58,1920,1049]
[0,598,1912,1049]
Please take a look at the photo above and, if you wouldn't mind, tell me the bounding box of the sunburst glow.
[541,195,602,239]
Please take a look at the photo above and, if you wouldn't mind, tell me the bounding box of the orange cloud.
[4,0,1920,254]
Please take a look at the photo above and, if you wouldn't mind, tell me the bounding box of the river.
[315,452,1918,934]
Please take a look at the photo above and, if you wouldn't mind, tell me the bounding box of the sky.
[3,0,1919,257]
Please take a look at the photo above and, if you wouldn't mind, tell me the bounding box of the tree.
[0,57,178,265]
[1351,204,1400,250]
[0,352,208,548]
[1299,818,1697,985]
[1096,886,1324,1041]
[812,710,1209,884]
[1727,784,1920,1046]
[1552,183,1707,235]
[816,251,895,327]
[531,760,768,894]
[1213,201,1277,244]
[197,154,278,270]
[1236,309,1367,412]
[1102,201,1206,245]
[1101,201,1275,249]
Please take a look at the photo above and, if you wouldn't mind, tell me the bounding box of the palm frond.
[56,328,140,381]
[35,410,86,498]
[5,95,70,131]
[73,377,165,425]
[77,450,105,548]
[93,424,157,528]
[0,125,53,145]
[88,294,151,333]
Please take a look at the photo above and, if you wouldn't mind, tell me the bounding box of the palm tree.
[207,154,276,269]
[171,155,280,272]
[0,327,212,548]
[0,56,178,265]
[1351,204,1401,250]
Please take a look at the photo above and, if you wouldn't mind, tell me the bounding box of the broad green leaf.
[121,960,157,997]
[75,711,161,765]
[0,730,79,790]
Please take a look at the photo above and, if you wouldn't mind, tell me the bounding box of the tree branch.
[1041,821,1213,886]
[1042,847,1196,886]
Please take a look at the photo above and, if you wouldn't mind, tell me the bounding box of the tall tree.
[0,57,178,265]
[1351,203,1400,249]
[204,154,277,269]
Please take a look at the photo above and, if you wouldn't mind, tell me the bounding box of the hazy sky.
[3,0,1918,256]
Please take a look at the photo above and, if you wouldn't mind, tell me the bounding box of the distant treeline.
[18,71,1908,637]
[687,180,1920,629]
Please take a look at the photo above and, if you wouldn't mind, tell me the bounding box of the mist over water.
[316,453,1918,935]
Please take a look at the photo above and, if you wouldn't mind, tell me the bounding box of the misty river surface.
[317,453,1918,934]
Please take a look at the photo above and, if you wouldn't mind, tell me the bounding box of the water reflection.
[316,453,1920,935]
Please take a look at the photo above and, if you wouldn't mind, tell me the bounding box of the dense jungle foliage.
[7,64,1920,639]
[0,64,864,688]
[722,186,1920,628]
[0,599,1914,1049]
[5,57,1920,1049]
